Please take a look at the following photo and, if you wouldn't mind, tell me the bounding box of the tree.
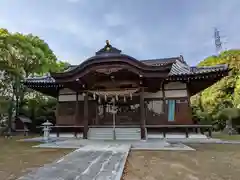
[217,108,240,134]
[191,49,240,131]
[0,28,69,135]
[0,33,26,135]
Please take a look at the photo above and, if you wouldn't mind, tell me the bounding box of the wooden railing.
[37,125,84,138]
[145,125,213,138]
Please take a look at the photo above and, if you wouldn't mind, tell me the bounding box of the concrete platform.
[48,132,208,139]
[32,139,195,151]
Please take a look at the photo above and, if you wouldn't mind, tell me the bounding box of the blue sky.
[0,0,239,66]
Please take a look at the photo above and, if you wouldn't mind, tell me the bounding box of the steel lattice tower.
[214,28,222,54]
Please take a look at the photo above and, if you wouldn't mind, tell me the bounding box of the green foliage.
[20,95,57,132]
[192,49,240,130]
[217,108,240,120]
[0,28,67,133]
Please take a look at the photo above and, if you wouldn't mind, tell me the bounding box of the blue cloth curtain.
[168,100,175,121]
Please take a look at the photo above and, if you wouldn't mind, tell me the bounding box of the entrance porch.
[58,87,148,140]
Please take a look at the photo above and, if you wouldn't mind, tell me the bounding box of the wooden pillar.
[75,92,79,125]
[185,127,189,138]
[161,81,166,135]
[73,92,79,138]
[208,127,212,138]
[56,89,60,137]
[140,88,146,140]
[56,89,60,125]
[161,81,166,112]
[95,105,99,125]
[83,93,89,139]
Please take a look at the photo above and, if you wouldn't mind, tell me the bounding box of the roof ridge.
[141,56,180,62]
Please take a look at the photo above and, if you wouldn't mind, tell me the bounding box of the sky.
[0,0,239,66]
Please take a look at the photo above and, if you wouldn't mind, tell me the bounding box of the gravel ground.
[122,144,240,180]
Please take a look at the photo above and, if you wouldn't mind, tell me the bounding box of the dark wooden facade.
[24,41,229,139]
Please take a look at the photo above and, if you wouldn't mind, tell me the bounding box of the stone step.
[88,128,143,140]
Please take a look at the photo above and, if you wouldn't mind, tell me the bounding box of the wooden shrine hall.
[24,40,229,140]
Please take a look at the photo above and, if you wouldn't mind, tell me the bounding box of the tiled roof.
[64,57,181,72]
[24,59,229,83]
[24,74,55,83]
[169,60,228,76]
[141,57,181,66]
[190,64,228,73]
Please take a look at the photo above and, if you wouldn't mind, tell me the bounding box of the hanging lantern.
[93,93,96,100]
[130,93,132,100]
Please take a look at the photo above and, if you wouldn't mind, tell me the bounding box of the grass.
[212,132,240,140]
[0,135,73,180]
[122,144,240,180]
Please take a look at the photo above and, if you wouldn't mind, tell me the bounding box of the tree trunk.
[7,98,14,137]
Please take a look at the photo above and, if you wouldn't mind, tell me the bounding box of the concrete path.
[18,144,130,180]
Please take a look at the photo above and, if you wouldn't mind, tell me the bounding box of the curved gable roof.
[51,42,177,79]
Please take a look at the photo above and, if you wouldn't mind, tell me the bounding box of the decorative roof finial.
[95,40,121,55]
[106,40,110,46]
[105,40,111,51]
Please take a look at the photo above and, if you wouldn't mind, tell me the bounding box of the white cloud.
[104,13,125,27]
[0,0,240,66]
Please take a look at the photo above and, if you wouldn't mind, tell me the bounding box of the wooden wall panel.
[165,90,188,98]
[164,82,186,89]
[175,100,193,124]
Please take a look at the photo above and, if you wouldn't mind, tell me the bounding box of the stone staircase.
[88,128,143,140]
[88,128,114,140]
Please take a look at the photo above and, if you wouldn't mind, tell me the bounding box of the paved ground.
[18,144,130,180]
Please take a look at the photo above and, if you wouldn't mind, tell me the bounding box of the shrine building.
[23,41,229,140]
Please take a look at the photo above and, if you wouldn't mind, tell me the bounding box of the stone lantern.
[42,120,53,142]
